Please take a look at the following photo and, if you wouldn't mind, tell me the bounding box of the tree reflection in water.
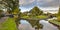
[19,20,43,30]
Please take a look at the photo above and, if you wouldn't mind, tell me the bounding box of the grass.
[49,20,60,26]
[0,17,18,30]
[22,16,29,18]
[21,15,47,19]
[36,15,48,19]
[49,16,60,26]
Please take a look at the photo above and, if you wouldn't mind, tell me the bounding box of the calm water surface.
[40,20,58,30]
[18,20,58,30]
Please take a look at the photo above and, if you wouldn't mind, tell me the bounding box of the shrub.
[0,14,5,18]
[57,16,60,21]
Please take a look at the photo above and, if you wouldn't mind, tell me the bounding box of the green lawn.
[36,15,48,19]
[0,18,18,30]
[21,15,47,19]
[22,16,29,18]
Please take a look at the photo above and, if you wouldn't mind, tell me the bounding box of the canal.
[18,19,59,30]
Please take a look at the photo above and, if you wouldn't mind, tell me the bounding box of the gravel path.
[0,17,8,29]
[0,17,8,23]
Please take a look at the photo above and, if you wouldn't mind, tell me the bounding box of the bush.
[0,14,5,18]
[0,14,2,18]
[57,16,60,21]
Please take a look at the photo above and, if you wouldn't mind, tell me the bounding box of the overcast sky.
[19,0,59,12]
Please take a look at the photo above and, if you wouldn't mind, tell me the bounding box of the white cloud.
[19,0,59,12]
[37,0,59,7]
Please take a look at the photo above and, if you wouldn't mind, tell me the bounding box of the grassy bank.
[49,20,60,30]
[36,15,48,19]
[49,20,60,26]
[21,15,48,19]
[0,18,18,30]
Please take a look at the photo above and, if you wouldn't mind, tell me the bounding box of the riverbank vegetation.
[49,7,60,23]
[49,20,60,26]
[49,20,60,30]
[0,10,4,18]
[48,7,60,30]
[20,6,48,19]
[0,0,20,30]
[0,18,18,30]
[0,0,59,30]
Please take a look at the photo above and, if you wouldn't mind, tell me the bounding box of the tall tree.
[58,7,60,16]
[29,6,43,16]
[0,0,19,14]
[0,10,4,14]
[0,10,4,18]
[57,7,60,21]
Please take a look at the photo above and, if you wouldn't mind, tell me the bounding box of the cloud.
[37,0,59,7]
[37,0,53,2]
[19,0,35,5]
[19,0,59,11]
[19,0,59,7]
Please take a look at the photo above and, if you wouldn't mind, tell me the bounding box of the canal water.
[18,20,58,30]
[40,20,58,30]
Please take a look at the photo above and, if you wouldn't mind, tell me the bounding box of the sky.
[19,0,60,12]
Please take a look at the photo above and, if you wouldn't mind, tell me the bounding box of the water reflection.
[18,20,35,30]
[40,20,58,30]
[18,20,58,30]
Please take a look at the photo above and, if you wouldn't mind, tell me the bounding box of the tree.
[29,6,43,16]
[0,0,20,19]
[0,10,4,18]
[0,0,19,14]
[12,7,20,14]
[58,7,60,16]
[57,7,60,21]
[0,10,4,14]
